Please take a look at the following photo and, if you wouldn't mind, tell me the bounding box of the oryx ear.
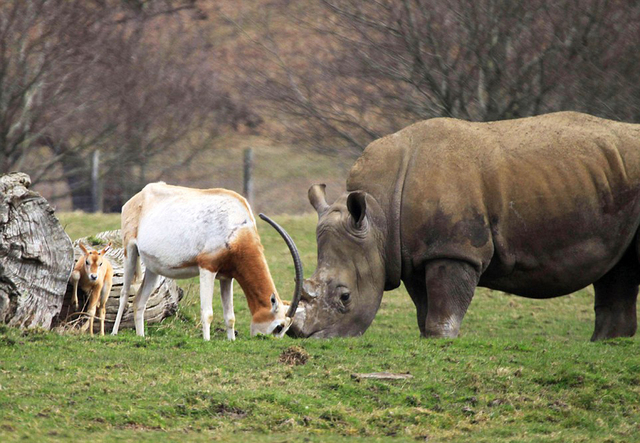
[347,191,367,229]
[78,242,89,255]
[100,242,112,255]
[270,293,279,314]
[308,184,329,215]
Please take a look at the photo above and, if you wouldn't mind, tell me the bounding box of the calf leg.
[83,287,101,336]
[591,254,638,341]
[219,278,236,341]
[423,260,479,338]
[99,277,112,336]
[199,268,216,341]
[70,270,81,310]
[132,270,160,337]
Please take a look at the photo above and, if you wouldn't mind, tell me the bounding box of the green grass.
[57,212,122,241]
[1,213,639,442]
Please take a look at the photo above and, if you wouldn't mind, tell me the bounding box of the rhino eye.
[340,292,351,303]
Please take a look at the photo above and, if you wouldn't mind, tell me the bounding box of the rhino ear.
[308,184,329,214]
[347,191,367,229]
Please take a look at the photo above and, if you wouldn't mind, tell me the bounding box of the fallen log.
[53,230,183,333]
[0,172,74,329]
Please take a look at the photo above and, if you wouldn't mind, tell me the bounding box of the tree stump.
[53,230,183,333]
[0,172,74,329]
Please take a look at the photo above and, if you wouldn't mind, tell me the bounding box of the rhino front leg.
[423,260,479,338]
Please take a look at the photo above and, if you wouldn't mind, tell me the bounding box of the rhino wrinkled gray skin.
[288,112,640,341]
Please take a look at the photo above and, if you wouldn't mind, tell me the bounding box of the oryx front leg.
[199,268,216,341]
[220,278,236,341]
[133,270,160,337]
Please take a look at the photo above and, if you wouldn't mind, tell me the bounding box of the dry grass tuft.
[279,345,310,366]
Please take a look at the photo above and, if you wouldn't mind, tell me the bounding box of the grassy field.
[1,213,639,442]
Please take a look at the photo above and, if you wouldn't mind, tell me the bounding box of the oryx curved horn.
[259,213,303,319]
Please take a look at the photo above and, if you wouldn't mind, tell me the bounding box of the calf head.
[79,242,112,282]
[289,185,387,338]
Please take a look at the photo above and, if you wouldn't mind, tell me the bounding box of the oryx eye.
[85,260,90,265]
[273,324,283,335]
[99,262,103,267]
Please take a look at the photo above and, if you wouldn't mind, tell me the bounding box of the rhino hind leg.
[591,251,639,341]
[422,259,480,338]
[404,276,428,336]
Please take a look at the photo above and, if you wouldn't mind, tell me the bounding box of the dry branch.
[351,372,414,381]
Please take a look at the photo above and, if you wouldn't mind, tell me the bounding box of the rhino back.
[353,112,640,297]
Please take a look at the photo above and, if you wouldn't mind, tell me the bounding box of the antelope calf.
[111,182,302,340]
[70,242,114,336]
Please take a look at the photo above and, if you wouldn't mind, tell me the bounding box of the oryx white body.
[111,182,290,340]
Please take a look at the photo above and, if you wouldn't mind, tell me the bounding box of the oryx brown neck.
[198,228,276,316]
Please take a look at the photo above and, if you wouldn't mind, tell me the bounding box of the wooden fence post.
[91,150,103,213]
[243,148,254,208]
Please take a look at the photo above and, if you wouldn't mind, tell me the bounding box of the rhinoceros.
[289,111,640,341]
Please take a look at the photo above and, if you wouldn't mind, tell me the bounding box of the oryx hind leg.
[112,242,139,335]
[132,269,160,337]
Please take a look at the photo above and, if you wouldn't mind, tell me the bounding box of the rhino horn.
[309,184,329,215]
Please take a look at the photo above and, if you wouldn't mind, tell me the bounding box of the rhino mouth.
[286,302,308,338]
[285,302,335,338]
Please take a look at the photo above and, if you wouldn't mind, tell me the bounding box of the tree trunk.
[41,136,94,211]
[0,172,74,328]
[53,230,183,333]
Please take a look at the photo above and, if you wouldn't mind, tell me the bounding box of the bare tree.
[0,0,249,211]
[78,15,234,211]
[237,0,640,153]
[0,1,110,186]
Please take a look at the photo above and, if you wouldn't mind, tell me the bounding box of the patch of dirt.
[279,345,310,366]
[212,403,247,419]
